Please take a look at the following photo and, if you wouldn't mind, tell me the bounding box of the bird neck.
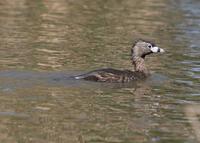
[132,56,149,75]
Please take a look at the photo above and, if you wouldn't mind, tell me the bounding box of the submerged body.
[74,40,164,83]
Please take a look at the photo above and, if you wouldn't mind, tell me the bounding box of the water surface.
[0,0,200,142]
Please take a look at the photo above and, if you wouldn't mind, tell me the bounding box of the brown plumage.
[74,40,165,82]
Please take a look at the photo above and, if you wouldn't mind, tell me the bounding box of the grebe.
[74,40,164,82]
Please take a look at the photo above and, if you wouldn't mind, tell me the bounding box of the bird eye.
[148,45,152,48]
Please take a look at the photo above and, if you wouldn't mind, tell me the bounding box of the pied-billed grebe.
[74,40,165,82]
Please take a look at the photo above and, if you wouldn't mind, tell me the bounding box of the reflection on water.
[185,105,200,142]
[0,0,200,142]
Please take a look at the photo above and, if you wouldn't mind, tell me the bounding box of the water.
[0,0,199,142]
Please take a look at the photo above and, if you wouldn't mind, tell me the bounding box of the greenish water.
[0,0,199,142]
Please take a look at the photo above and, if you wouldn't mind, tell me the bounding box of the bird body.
[74,68,147,82]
